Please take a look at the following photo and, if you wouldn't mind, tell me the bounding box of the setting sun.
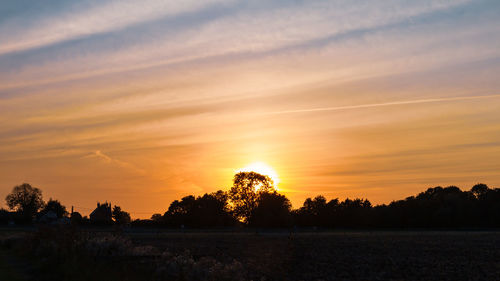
[237,162,280,188]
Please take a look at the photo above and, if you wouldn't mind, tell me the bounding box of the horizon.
[2,0,500,219]
[1,180,495,220]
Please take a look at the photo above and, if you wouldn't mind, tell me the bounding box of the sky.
[1,0,500,218]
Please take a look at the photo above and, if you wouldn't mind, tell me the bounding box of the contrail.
[260,94,500,115]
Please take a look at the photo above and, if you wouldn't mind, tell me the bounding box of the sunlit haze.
[1,0,500,218]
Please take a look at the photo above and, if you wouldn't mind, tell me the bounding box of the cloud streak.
[0,0,234,55]
[83,150,146,175]
[260,94,500,116]
[0,0,475,90]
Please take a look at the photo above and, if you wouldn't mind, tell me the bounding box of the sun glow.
[237,162,280,188]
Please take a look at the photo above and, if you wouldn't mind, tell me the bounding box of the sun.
[237,162,280,188]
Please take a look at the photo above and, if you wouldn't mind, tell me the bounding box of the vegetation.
[2,176,500,228]
[162,191,236,227]
[112,206,131,225]
[228,171,275,223]
[40,199,68,219]
[5,183,44,222]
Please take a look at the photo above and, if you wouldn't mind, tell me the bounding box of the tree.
[5,183,44,219]
[112,205,131,225]
[163,191,236,227]
[228,171,275,223]
[194,191,235,227]
[293,195,329,227]
[164,195,196,226]
[471,183,489,199]
[151,213,163,222]
[40,198,68,218]
[248,191,292,227]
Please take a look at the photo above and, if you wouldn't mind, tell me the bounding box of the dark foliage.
[293,196,372,228]
[293,183,500,228]
[248,191,292,227]
[5,183,44,220]
[4,181,500,228]
[228,172,275,222]
[40,198,68,218]
[112,205,131,225]
[163,190,237,227]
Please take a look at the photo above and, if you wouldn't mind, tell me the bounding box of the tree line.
[1,172,500,228]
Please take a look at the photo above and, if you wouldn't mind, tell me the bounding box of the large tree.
[5,183,44,219]
[228,171,275,222]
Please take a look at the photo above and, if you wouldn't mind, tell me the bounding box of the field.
[1,228,500,281]
[129,231,500,281]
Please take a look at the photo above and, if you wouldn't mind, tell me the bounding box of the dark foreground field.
[130,231,500,281]
[1,228,500,281]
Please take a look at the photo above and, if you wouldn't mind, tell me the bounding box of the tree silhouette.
[194,191,235,227]
[249,191,292,227]
[40,198,68,218]
[5,183,44,219]
[293,196,329,226]
[228,171,275,223]
[151,213,163,222]
[112,205,131,225]
[293,196,372,228]
[471,183,489,199]
[163,191,236,227]
[4,181,500,228]
[164,195,196,226]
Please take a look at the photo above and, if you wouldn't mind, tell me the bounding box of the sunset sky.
[1,0,500,218]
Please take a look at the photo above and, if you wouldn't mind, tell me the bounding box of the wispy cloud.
[260,94,500,115]
[0,0,475,90]
[0,0,234,55]
[83,150,145,175]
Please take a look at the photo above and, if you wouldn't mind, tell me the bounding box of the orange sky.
[1,0,500,218]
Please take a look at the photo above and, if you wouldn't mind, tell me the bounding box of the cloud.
[87,150,112,163]
[0,0,235,55]
[260,94,500,115]
[83,150,145,175]
[0,0,476,90]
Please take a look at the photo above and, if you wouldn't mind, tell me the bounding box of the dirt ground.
[129,231,500,281]
[1,228,499,281]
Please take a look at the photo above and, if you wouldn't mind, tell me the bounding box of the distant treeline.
[1,172,500,228]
